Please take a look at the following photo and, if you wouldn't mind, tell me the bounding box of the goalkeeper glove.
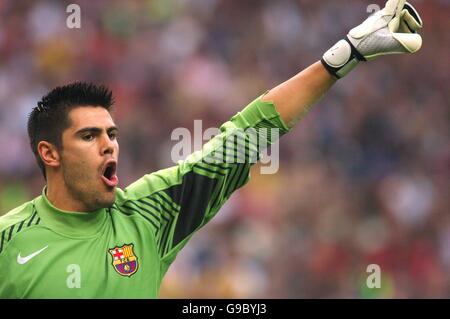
[321,0,423,79]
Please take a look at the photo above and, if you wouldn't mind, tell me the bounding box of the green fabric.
[0,95,289,298]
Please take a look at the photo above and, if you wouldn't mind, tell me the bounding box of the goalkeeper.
[0,0,423,298]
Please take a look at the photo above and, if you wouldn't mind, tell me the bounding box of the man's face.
[59,106,119,211]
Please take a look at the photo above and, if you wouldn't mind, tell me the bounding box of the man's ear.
[37,141,61,169]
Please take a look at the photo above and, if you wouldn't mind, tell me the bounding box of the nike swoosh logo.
[17,245,49,265]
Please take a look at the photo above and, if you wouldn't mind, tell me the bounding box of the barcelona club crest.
[108,244,139,277]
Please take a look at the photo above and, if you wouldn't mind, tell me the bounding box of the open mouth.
[101,160,119,187]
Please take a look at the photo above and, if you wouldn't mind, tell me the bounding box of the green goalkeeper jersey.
[0,96,289,298]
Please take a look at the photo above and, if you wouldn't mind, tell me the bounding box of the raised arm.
[263,0,423,128]
[262,61,335,128]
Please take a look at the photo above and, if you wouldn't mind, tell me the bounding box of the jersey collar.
[34,187,108,238]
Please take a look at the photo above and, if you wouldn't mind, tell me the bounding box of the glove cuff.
[321,38,366,79]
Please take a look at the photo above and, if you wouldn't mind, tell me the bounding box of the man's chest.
[2,225,160,298]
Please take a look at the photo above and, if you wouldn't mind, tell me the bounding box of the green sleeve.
[116,94,290,275]
[0,202,40,298]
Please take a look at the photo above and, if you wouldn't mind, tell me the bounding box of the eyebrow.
[75,126,118,135]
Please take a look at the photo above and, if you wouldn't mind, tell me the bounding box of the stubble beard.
[62,161,116,211]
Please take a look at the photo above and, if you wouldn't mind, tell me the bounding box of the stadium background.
[0,0,448,298]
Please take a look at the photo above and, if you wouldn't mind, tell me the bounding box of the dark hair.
[27,82,114,178]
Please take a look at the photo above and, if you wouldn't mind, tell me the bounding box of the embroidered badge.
[108,244,139,277]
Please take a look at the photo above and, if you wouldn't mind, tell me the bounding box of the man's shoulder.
[0,200,36,233]
[116,166,181,204]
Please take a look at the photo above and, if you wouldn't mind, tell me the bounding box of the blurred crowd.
[0,0,448,298]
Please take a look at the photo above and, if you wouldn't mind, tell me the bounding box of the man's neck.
[46,183,89,212]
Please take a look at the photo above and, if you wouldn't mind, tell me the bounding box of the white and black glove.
[321,0,423,79]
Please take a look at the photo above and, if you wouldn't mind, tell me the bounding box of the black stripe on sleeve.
[121,203,159,231]
[193,164,227,177]
[224,164,246,198]
[154,192,179,211]
[164,171,219,247]
[120,201,161,239]
[27,211,37,227]
[7,225,15,241]
[235,166,251,189]
[0,229,5,254]
[113,203,131,215]
[139,198,176,219]
[159,213,175,256]
[127,200,162,222]
[16,220,26,233]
